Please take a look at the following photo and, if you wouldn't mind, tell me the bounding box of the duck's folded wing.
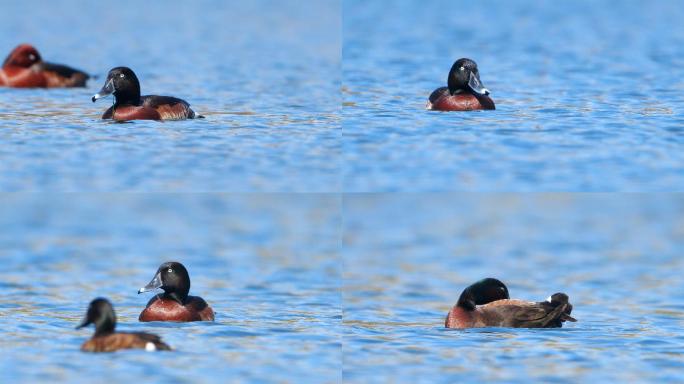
[81,333,151,352]
[39,62,89,87]
[511,303,570,328]
[511,305,552,321]
[142,95,195,120]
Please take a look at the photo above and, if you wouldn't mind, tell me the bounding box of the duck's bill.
[138,271,162,294]
[468,72,490,95]
[75,316,91,329]
[92,78,114,102]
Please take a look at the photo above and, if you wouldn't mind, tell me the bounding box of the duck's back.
[81,332,171,352]
[479,297,574,328]
[40,62,89,87]
[141,95,197,120]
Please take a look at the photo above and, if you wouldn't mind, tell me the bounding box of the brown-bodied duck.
[138,261,215,322]
[445,278,576,329]
[77,298,172,352]
[427,58,495,111]
[92,67,201,121]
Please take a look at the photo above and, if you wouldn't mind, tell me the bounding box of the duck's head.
[92,66,141,105]
[3,44,42,68]
[447,58,490,96]
[138,261,191,305]
[457,277,509,311]
[76,297,116,336]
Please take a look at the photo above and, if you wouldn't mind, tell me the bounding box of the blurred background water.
[343,194,684,383]
[343,0,684,191]
[0,0,340,192]
[0,194,341,383]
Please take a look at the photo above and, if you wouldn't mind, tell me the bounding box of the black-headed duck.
[427,58,495,111]
[77,297,171,352]
[138,261,215,322]
[445,278,576,329]
[92,67,201,121]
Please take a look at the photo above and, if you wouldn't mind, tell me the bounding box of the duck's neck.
[114,89,141,106]
[163,291,187,305]
[94,319,115,337]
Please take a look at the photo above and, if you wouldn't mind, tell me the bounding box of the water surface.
[0,194,341,383]
[343,0,684,191]
[0,0,340,192]
[343,194,684,382]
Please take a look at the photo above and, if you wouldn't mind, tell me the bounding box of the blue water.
[0,194,341,383]
[3,1,684,383]
[0,0,340,192]
[342,194,684,382]
[343,0,684,191]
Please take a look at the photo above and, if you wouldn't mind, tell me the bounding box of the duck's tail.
[541,293,576,327]
[189,109,205,119]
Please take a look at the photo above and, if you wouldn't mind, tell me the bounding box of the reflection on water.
[0,194,341,383]
[343,0,684,191]
[343,194,684,383]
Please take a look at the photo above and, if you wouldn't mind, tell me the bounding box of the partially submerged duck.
[138,261,215,322]
[427,58,495,111]
[92,67,201,121]
[445,278,576,329]
[76,298,171,352]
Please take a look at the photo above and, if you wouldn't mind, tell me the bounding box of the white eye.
[29,54,36,61]
[459,66,465,71]
[167,268,173,273]
[120,73,125,78]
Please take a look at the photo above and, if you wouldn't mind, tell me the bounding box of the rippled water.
[0,0,340,191]
[0,194,341,383]
[3,1,684,383]
[343,0,684,191]
[342,194,684,382]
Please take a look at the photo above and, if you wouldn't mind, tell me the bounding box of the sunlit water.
[342,194,684,382]
[343,0,684,191]
[0,0,340,192]
[0,194,341,383]
[3,1,684,383]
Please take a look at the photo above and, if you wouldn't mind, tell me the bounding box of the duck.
[138,261,215,322]
[445,278,576,329]
[0,43,88,88]
[76,297,171,352]
[427,58,495,111]
[92,67,201,121]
